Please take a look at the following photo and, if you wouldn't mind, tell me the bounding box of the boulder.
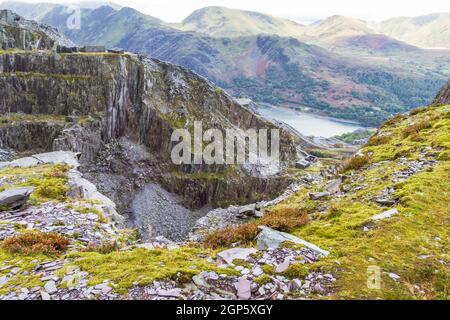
[309,192,331,200]
[238,204,256,216]
[295,159,310,169]
[256,226,330,256]
[135,243,155,250]
[371,208,398,221]
[374,198,396,206]
[217,248,257,265]
[192,272,210,289]
[0,148,14,162]
[32,151,80,168]
[0,187,35,210]
[325,179,342,194]
[235,278,251,299]
[275,259,292,273]
[289,279,302,291]
[156,288,182,298]
[6,157,40,169]
[388,273,401,282]
[0,151,80,169]
[67,169,124,223]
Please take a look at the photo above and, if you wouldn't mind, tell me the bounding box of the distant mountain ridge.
[175,6,305,38]
[3,2,449,49]
[2,2,450,126]
[378,13,450,48]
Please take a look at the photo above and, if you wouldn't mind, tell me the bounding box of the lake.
[258,105,367,138]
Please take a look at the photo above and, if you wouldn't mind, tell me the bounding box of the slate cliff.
[0,10,307,238]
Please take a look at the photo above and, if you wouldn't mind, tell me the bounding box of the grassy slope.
[206,104,449,299]
[378,13,450,49]
[284,104,449,299]
[176,6,304,38]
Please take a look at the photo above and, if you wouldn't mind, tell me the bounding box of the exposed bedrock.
[0,35,305,239]
[434,79,450,105]
[0,121,65,153]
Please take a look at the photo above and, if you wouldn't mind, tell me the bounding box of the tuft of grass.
[402,119,431,139]
[409,107,429,116]
[31,177,68,201]
[232,259,252,268]
[282,263,309,279]
[253,274,272,285]
[381,114,407,128]
[366,135,391,147]
[2,231,69,256]
[339,154,370,173]
[261,264,276,275]
[309,149,337,159]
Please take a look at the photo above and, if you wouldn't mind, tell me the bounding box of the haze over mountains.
[1,1,450,126]
[174,7,450,49]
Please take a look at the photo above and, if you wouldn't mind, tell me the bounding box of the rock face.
[0,11,307,239]
[434,79,450,105]
[0,10,74,50]
[0,122,65,154]
[217,248,257,265]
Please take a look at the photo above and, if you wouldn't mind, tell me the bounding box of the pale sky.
[4,0,450,23]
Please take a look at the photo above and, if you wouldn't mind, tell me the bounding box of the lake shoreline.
[257,103,374,138]
[257,103,370,127]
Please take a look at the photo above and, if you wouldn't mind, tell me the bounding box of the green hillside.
[207,102,450,299]
[34,6,450,126]
[378,13,450,49]
[175,6,305,38]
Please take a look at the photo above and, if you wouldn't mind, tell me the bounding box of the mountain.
[301,15,374,45]
[378,13,450,49]
[2,3,450,126]
[174,6,305,38]
[300,13,450,50]
[35,5,449,126]
[0,1,122,19]
[0,1,59,20]
[0,9,448,301]
[0,8,76,48]
[41,5,168,48]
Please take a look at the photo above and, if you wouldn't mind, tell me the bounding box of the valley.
[3,2,449,126]
[0,3,448,302]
